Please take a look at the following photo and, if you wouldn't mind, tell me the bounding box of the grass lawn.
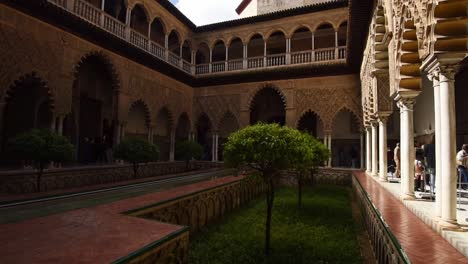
[189,185,362,264]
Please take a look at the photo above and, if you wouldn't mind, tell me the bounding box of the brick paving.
[354,171,468,264]
[0,176,241,264]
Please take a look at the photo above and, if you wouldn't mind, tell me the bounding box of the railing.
[130,30,148,50]
[352,176,411,264]
[266,54,286,67]
[47,0,348,77]
[212,62,225,73]
[168,52,181,67]
[196,64,210,75]
[291,50,313,64]
[150,42,165,60]
[248,56,264,69]
[228,59,243,71]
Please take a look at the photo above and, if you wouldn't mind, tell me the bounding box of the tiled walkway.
[354,171,468,264]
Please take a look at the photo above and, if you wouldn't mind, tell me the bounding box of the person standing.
[394,143,401,178]
[423,136,436,194]
[456,144,468,190]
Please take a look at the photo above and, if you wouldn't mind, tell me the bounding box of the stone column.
[263,41,267,67]
[366,126,371,173]
[286,38,291,64]
[51,114,57,132]
[311,32,315,61]
[397,95,418,200]
[164,34,169,61]
[147,127,153,144]
[371,121,378,177]
[114,122,121,145]
[57,115,65,136]
[360,131,365,169]
[378,114,390,182]
[328,134,332,167]
[170,130,175,161]
[334,31,339,59]
[211,133,217,162]
[243,44,248,69]
[429,69,442,218]
[225,46,229,70]
[191,50,196,75]
[438,66,459,227]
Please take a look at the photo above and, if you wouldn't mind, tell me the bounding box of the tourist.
[456,144,468,190]
[423,136,436,194]
[394,143,400,178]
[414,156,425,192]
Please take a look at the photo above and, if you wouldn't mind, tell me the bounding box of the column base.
[379,176,388,182]
[437,218,460,229]
[371,172,378,177]
[400,193,416,200]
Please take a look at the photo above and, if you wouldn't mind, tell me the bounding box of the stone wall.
[0,161,222,194]
[280,167,355,187]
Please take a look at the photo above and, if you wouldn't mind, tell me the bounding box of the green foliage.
[175,140,203,162]
[290,132,330,173]
[190,186,362,264]
[223,123,301,173]
[114,138,159,164]
[8,129,75,192]
[114,138,159,178]
[8,129,75,165]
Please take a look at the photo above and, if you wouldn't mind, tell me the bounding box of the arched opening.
[247,34,264,68]
[168,30,181,56]
[84,0,101,8]
[72,54,116,164]
[176,113,190,142]
[196,114,212,161]
[291,27,312,52]
[1,74,53,157]
[196,43,210,65]
[150,18,165,46]
[155,108,172,161]
[314,23,335,49]
[266,31,286,66]
[218,112,239,161]
[228,38,243,60]
[250,87,286,125]
[181,41,191,62]
[212,40,226,62]
[126,101,150,141]
[104,0,127,23]
[331,109,361,168]
[337,21,347,46]
[130,4,149,36]
[297,111,323,139]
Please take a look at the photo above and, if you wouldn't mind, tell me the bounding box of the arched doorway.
[126,101,150,141]
[1,74,53,165]
[297,111,323,139]
[196,114,212,161]
[250,87,286,125]
[130,4,149,36]
[72,54,116,163]
[218,112,239,161]
[331,109,361,168]
[175,113,191,161]
[155,108,172,161]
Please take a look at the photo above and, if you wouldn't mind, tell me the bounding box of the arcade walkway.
[355,171,468,263]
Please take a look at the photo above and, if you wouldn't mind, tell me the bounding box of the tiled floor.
[0,176,241,263]
[355,171,468,264]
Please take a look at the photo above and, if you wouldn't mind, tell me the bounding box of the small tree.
[114,138,159,179]
[223,123,301,255]
[291,132,330,207]
[175,140,203,170]
[8,129,75,192]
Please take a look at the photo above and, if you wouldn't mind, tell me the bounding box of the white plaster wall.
[240,0,258,18]
[414,74,435,137]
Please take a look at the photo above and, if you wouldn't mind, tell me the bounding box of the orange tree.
[114,138,159,179]
[8,129,75,192]
[223,123,316,255]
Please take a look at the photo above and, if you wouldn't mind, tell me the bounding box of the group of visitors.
[79,136,113,164]
[391,136,468,193]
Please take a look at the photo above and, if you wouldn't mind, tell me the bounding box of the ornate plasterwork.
[193,94,241,131]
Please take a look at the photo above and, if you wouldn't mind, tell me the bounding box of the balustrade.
[247,56,264,69]
[291,51,313,65]
[228,59,243,71]
[266,54,286,67]
[46,0,348,76]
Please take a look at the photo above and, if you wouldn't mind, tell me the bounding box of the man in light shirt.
[456,144,468,190]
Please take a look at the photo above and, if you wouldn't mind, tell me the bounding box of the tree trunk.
[264,173,275,256]
[37,162,44,192]
[133,162,138,179]
[298,172,303,208]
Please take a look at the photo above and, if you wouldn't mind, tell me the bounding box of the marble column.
[429,70,442,218]
[360,131,365,169]
[438,66,459,226]
[169,130,175,162]
[378,114,390,182]
[366,126,371,173]
[120,123,126,142]
[51,114,57,132]
[397,96,417,200]
[57,115,65,136]
[211,133,218,162]
[147,127,153,144]
[371,121,378,177]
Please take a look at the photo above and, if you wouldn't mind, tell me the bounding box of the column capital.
[376,111,392,123]
[395,91,420,111]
